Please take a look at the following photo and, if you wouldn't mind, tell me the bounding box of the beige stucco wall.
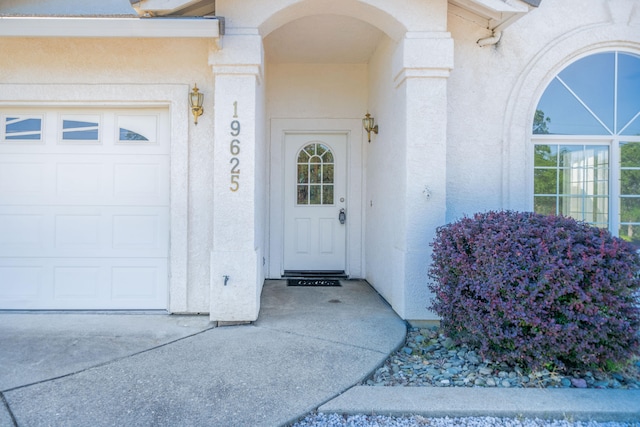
[0,37,215,313]
[267,63,368,119]
[446,0,640,225]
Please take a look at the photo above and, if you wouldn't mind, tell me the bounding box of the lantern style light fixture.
[362,112,378,143]
[189,84,204,125]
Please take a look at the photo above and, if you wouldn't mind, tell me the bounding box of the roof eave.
[449,0,540,31]
[0,16,220,38]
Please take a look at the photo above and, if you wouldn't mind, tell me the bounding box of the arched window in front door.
[296,143,334,205]
[532,51,640,246]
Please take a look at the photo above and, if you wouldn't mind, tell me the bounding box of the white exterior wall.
[365,37,406,313]
[446,0,640,223]
[267,64,368,119]
[0,37,215,313]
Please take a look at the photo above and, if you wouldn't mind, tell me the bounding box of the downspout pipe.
[477,30,502,47]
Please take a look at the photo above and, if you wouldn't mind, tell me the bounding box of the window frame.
[1,114,45,143]
[531,50,640,241]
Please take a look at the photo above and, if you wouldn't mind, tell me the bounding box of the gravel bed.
[365,327,640,389]
[292,327,640,427]
[292,413,638,427]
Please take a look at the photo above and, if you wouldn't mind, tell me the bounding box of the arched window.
[296,143,334,205]
[532,51,640,246]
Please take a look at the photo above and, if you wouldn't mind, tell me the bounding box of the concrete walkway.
[1,280,639,426]
[0,280,406,426]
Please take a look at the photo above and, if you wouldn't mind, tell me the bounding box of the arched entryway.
[210,0,453,322]
[263,10,395,279]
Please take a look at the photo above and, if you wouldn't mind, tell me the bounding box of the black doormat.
[287,279,341,287]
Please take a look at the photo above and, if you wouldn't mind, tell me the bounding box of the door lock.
[339,208,346,224]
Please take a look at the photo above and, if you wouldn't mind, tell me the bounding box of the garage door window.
[118,115,157,143]
[61,115,100,141]
[2,116,42,141]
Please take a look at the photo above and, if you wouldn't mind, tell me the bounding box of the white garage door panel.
[0,206,169,258]
[0,154,169,206]
[0,108,170,310]
[0,258,167,310]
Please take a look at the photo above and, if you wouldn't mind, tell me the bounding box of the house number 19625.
[230,101,240,192]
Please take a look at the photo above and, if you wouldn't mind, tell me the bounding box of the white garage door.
[0,108,170,310]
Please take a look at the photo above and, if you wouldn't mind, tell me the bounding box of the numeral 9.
[230,120,240,137]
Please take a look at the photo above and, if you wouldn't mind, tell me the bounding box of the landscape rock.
[366,327,640,390]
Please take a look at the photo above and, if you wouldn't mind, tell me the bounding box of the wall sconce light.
[189,84,204,125]
[362,113,378,143]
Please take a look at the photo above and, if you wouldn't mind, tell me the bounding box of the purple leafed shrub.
[428,211,640,372]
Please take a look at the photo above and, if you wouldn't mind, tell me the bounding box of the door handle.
[339,208,346,224]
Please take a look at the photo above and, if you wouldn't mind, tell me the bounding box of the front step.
[282,270,348,279]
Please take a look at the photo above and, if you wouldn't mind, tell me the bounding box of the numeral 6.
[230,139,240,155]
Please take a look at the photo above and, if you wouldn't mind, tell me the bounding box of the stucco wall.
[446,0,640,224]
[0,37,215,313]
[365,36,406,314]
[266,63,368,119]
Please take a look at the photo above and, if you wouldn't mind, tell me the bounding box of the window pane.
[310,185,321,205]
[322,151,334,163]
[619,225,640,249]
[584,197,608,224]
[621,197,640,222]
[305,144,316,156]
[316,144,326,156]
[621,170,640,195]
[62,117,99,141]
[586,146,608,168]
[298,150,309,163]
[309,164,320,183]
[559,167,583,195]
[534,169,557,194]
[559,196,584,219]
[558,53,615,133]
[559,145,584,167]
[5,117,42,140]
[534,145,557,166]
[117,115,155,142]
[323,164,334,184]
[119,128,149,141]
[63,130,98,140]
[536,79,609,135]
[621,115,640,136]
[534,196,557,215]
[323,185,334,205]
[297,165,309,183]
[620,142,640,167]
[617,53,640,134]
[297,185,308,204]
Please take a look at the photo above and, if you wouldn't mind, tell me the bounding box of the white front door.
[283,133,347,273]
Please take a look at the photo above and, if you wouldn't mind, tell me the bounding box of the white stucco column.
[392,32,453,321]
[209,33,265,322]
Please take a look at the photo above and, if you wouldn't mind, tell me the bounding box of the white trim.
[268,119,364,279]
[0,16,220,38]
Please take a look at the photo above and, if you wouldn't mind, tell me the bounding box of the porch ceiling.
[264,14,384,64]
